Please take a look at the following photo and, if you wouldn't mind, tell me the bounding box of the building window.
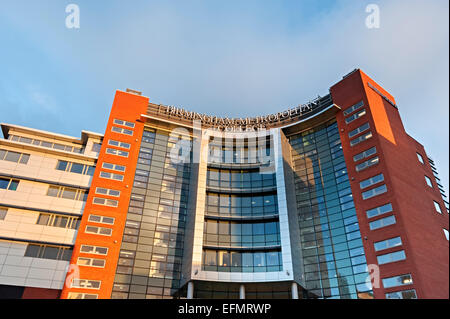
[85,225,113,236]
[142,130,156,144]
[203,219,281,248]
[385,289,417,299]
[360,173,384,189]
[362,184,387,200]
[0,149,30,164]
[353,146,377,162]
[444,229,449,241]
[113,119,135,128]
[111,126,133,136]
[36,213,80,229]
[417,153,424,164]
[348,122,370,138]
[99,171,124,181]
[377,250,406,265]
[0,178,19,191]
[206,168,276,190]
[92,143,102,153]
[24,244,72,261]
[88,214,115,225]
[355,156,379,172]
[382,274,413,289]
[8,135,83,154]
[71,279,101,290]
[425,176,433,188]
[343,101,364,117]
[345,109,366,124]
[202,249,282,272]
[95,187,120,197]
[67,292,98,299]
[47,186,88,201]
[102,162,126,172]
[92,197,119,207]
[106,148,129,158]
[350,131,373,147]
[0,207,7,220]
[374,236,402,251]
[77,257,106,268]
[80,245,108,256]
[108,140,131,150]
[434,201,442,214]
[369,215,396,230]
[56,160,95,176]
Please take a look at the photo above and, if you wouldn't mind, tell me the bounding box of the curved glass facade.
[288,119,373,299]
[57,72,448,300]
[202,135,282,273]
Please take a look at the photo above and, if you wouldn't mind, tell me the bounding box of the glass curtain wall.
[202,135,283,273]
[111,128,192,299]
[288,119,373,299]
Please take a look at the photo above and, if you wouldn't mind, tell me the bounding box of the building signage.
[158,96,329,131]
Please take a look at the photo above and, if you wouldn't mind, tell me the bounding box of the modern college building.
[0,69,448,299]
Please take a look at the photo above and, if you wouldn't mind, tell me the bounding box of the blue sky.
[0,0,448,192]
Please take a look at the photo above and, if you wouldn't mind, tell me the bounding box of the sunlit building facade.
[0,124,102,298]
[0,69,448,299]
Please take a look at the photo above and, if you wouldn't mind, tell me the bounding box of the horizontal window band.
[0,173,90,190]
[0,202,82,218]
[204,214,279,222]
[206,186,278,195]
[0,236,74,248]
[0,140,97,162]
[202,245,282,251]
[207,162,272,170]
